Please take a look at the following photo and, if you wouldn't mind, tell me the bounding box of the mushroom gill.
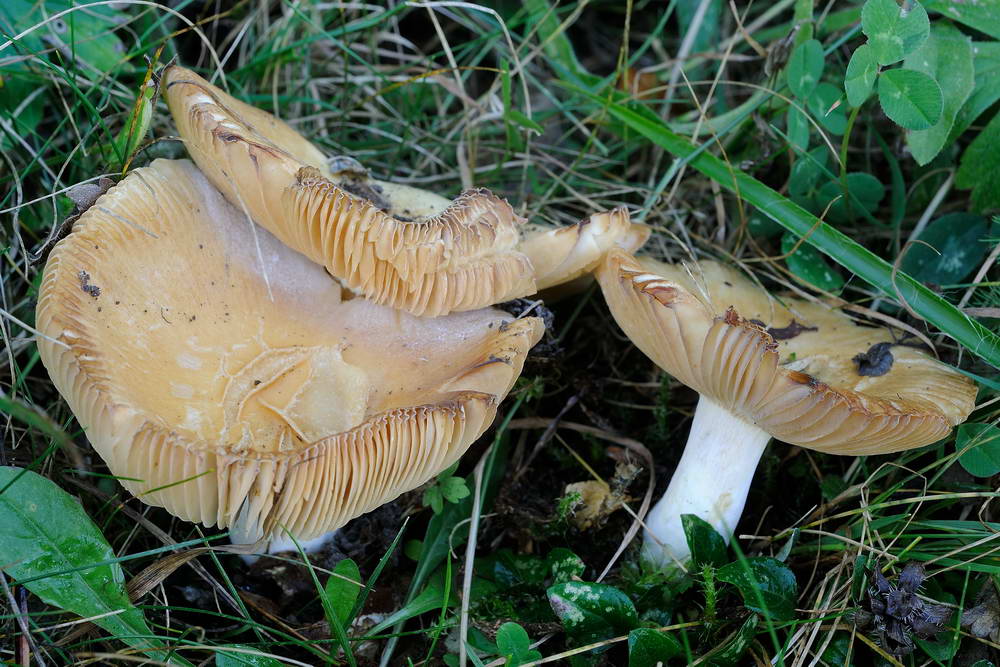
[36,159,542,546]
[163,65,645,316]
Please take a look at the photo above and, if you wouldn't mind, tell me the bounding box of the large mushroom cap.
[163,65,535,317]
[163,65,646,316]
[36,159,542,544]
[597,250,976,455]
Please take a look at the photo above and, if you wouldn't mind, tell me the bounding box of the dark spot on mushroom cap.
[768,319,818,341]
[854,342,894,377]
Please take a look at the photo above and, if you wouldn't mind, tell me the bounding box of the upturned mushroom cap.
[597,250,976,455]
[164,65,534,317]
[36,159,542,544]
[163,65,646,315]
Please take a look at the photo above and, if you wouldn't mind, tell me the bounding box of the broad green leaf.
[718,557,798,621]
[496,622,542,666]
[957,111,1000,212]
[900,212,995,285]
[878,67,942,130]
[925,0,1000,39]
[547,582,639,646]
[782,233,845,291]
[547,547,585,583]
[904,22,975,164]
[955,423,1000,477]
[706,615,759,666]
[628,628,682,667]
[845,44,879,107]
[862,0,931,65]
[323,558,362,626]
[951,43,1000,141]
[215,646,284,666]
[787,39,825,99]
[0,467,181,664]
[681,514,728,567]
[816,172,885,223]
[0,0,126,71]
[786,105,810,149]
[788,146,832,207]
[807,82,848,135]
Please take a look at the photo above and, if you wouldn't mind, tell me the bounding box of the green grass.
[3,1,1000,665]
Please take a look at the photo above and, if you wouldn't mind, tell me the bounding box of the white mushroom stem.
[642,396,772,568]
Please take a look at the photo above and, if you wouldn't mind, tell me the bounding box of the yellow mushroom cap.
[597,250,976,455]
[36,159,542,544]
[520,207,649,291]
[163,65,535,317]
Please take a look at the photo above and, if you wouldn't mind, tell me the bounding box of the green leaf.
[681,514,728,567]
[504,109,543,135]
[547,582,639,646]
[862,0,931,65]
[956,111,1000,212]
[424,485,443,514]
[496,622,542,666]
[816,173,886,224]
[903,22,975,164]
[786,105,810,149]
[369,570,458,636]
[788,146,832,207]
[845,44,879,107]
[851,554,868,601]
[787,39,825,99]
[901,213,995,285]
[955,423,1000,477]
[523,0,585,77]
[323,558,362,627]
[0,467,179,664]
[950,43,1000,142]
[806,82,848,135]
[547,547,586,583]
[718,557,798,621]
[782,232,845,291]
[628,628,682,667]
[706,615,759,666]
[878,67,942,130]
[925,0,1000,39]
[112,81,155,168]
[565,83,1000,369]
[215,646,284,666]
[440,476,471,503]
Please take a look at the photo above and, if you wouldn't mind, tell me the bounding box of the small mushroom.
[163,65,643,315]
[36,159,542,547]
[597,250,977,566]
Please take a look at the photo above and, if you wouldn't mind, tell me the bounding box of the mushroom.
[596,249,977,567]
[163,65,644,315]
[36,159,542,547]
